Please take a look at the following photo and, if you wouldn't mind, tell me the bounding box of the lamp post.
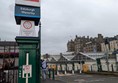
[113,49,118,71]
[116,53,118,71]
[38,21,41,56]
[38,22,41,82]
[105,38,110,71]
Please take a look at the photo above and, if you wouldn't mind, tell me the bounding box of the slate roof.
[47,52,107,62]
[49,55,60,61]
[71,52,95,61]
[62,55,75,61]
[79,52,105,60]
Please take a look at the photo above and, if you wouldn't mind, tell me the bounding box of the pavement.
[41,72,118,83]
[56,74,118,83]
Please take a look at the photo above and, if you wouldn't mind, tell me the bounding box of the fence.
[89,64,117,72]
[0,56,18,83]
[0,67,18,83]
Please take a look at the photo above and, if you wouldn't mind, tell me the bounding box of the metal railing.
[0,67,18,83]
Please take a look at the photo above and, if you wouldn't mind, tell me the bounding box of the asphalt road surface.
[56,74,118,83]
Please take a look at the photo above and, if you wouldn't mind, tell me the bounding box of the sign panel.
[22,65,32,78]
[16,0,40,7]
[15,5,40,18]
[23,65,32,73]
[20,20,36,36]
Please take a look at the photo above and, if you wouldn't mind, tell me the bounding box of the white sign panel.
[16,0,40,7]
[20,20,36,36]
[23,65,32,73]
[22,65,32,78]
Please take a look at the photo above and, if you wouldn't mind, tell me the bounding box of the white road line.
[74,78,105,83]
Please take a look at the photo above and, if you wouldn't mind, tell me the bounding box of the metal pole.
[80,61,82,73]
[52,68,55,80]
[26,53,29,83]
[105,38,110,72]
[116,54,118,71]
[38,22,41,82]
[105,44,109,71]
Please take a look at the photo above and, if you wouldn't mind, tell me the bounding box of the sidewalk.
[41,78,66,83]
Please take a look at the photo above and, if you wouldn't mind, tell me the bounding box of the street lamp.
[116,53,118,71]
[112,49,118,71]
[105,38,110,71]
[38,22,41,53]
[38,21,41,82]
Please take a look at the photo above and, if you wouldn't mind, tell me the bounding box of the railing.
[0,67,18,83]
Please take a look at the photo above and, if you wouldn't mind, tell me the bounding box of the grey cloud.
[1,0,118,54]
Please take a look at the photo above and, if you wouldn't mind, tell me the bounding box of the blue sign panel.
[15,5,40,18]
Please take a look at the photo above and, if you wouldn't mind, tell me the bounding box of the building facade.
[101,38,118,52]
[0,41,19,69]
[0,41,19,53]
[67,34,104,53]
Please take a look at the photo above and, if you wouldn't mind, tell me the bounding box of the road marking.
[74,79,85,82]
[74,78,105,83]
[86,79,104,82]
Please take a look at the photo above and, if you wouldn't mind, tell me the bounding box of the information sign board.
[15,5,40,18]
[20,20,36,36]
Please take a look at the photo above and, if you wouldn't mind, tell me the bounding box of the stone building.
[101,36,118,52]
[67,34,104,53]
[67,40,75,52]
[0,41,19,53]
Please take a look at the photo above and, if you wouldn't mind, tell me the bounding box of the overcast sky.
[0,0,118,54]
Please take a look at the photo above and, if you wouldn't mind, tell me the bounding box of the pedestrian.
[41,59,47,80]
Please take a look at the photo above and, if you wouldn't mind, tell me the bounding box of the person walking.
[41,59,47,80]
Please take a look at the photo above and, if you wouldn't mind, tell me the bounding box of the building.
[67,34,104,53]
[47,51,117,73]
[67,40,75,52]
[101,36,118,53]
[0,41,19,69]
[0,41,19,53]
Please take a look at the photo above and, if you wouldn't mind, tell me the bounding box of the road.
[56,74,118,83]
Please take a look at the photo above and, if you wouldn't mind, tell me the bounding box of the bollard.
[48,69,51,79]
[57,71,59,75]
[91,65,92,72]
[72,70,74,74]
[65,70,67,74]
[52,68,55,80]
[111,64,114,72]
[80,70,82,73]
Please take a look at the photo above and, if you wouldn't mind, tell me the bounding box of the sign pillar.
[14,0,40,83]
[15,37,40,83]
